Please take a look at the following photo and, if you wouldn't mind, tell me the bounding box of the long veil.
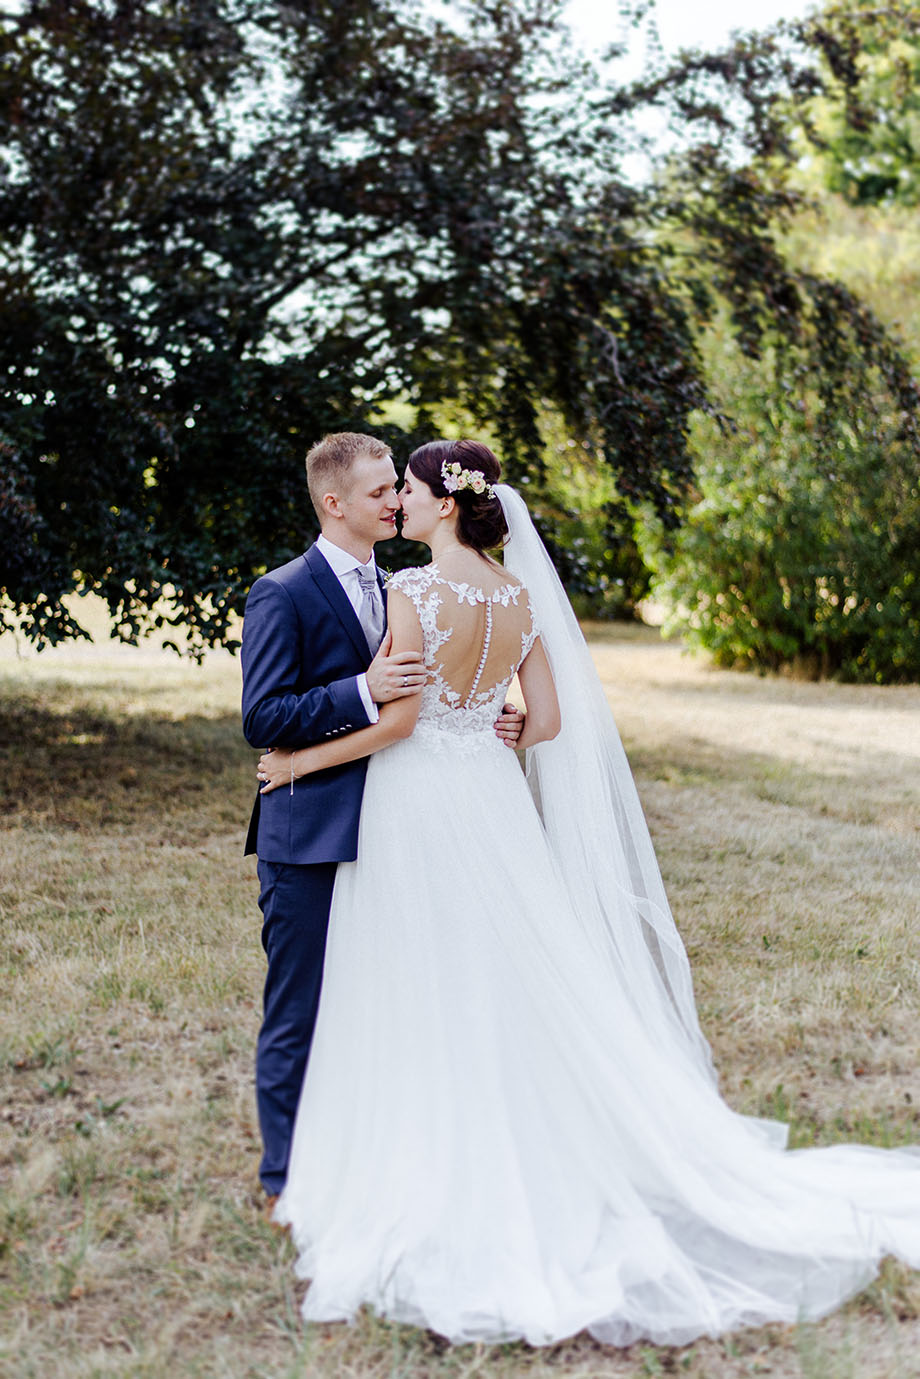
[497,483,719,1083]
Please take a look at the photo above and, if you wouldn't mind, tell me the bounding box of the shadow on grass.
[0,682,254,837]
[3,669,915,842]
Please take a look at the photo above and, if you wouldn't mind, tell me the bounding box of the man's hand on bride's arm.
[365,629,426,703]
[258,600,425,791]
[494,703,525,746]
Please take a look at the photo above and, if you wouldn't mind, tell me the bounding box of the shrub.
[641,337,920,683]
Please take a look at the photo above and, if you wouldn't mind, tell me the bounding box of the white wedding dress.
[275,487,920,1347]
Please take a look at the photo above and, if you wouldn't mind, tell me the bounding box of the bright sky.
[563,0,821,174]
[567,0,819,64]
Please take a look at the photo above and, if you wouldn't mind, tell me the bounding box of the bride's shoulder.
[483,557,527,604]
[385,563,438,595]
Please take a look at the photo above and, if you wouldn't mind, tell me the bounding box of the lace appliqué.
[387,564,538,748]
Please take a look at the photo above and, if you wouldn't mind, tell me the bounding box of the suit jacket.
[241,543,385,863]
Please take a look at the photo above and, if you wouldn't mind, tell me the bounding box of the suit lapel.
[304,544,373,662]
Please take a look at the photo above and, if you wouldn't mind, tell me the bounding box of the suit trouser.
[255,858,337,1195]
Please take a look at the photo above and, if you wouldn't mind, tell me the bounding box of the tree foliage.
[1,0,918,656]
[635,2,920,681]
[641,321,920,682]
[801,4,920,206]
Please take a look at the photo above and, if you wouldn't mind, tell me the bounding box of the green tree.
[802,4,920,205]
[640,317,920,682]
[631,1,920,682]
[1,0,918,654]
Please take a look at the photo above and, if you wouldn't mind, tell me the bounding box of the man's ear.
[321,491,342,521]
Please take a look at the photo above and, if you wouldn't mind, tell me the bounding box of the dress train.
[275,503,920,1347]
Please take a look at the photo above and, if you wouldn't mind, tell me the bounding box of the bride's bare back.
[387,551,537,735]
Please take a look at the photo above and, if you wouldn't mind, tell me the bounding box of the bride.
[255,438,920,1348]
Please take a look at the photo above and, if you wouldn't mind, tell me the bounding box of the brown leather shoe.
[263,1193,290,1234]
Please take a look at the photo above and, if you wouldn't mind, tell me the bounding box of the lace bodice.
[387,563,538,745]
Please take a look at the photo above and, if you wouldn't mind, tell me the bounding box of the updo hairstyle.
[407,439,508,552]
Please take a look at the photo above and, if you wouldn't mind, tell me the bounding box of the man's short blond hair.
[305,432,392,518]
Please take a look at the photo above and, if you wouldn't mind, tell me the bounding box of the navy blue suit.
[241,542,384,1193]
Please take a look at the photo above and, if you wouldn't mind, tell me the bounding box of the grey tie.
[355,565,385,654]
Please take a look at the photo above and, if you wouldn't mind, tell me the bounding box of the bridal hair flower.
[441,459,496,499]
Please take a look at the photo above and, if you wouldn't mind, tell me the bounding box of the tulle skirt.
[275,727,920,1347]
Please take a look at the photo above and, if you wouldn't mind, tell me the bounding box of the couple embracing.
[241,432,920,1349]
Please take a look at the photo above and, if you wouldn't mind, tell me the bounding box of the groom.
[242,431,523,1201]
[241,432,425,1201]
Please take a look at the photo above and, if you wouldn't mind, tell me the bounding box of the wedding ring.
[402,675,408,687]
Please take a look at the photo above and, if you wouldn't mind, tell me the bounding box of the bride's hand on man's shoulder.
[494,703,525,746]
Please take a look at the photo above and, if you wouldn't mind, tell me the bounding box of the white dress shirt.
[316,533,380,723]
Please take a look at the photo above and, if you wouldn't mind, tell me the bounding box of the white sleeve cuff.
[356,673,379,723]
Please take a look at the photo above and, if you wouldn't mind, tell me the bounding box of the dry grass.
[1,604,919,1378]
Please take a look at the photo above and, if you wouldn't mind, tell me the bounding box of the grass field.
[1,605,919,1378]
